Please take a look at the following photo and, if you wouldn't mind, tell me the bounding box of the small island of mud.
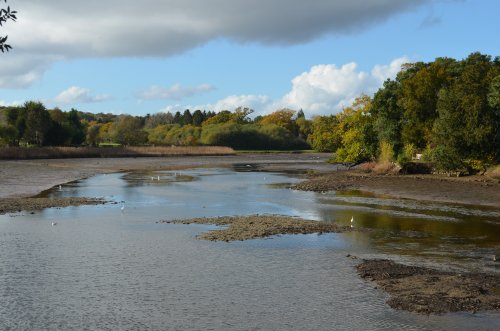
[357,259,500,314]
[0,197,107,215]
[159,215,354,241]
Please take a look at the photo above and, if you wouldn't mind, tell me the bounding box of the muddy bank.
[357,259,500,314]
[293,170,500,208]
[0,197,107,215]
[159,215,354,241]
[0,153,333,199]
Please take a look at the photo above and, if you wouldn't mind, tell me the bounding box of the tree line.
[0,104,309,150]
[313,52,499,173]
[1,52,498,171]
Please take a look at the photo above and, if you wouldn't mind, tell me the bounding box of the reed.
[0,146,235,160]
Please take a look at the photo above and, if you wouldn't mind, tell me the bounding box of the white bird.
[157,175,160,181]
[121,204,125,212]
[350,216,354,228]
[58,185,62,191]
[51,221,57,226]
[151,177,154,180]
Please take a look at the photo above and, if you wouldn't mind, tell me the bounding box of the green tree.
[258,109,296,132]
[433,53,499,164]
[192,110,204,126]
[182,109,193,126]
[399,58,456,148]
[111,116,148,145]
[371,79,403,156]
[335,96,377,163]
[307,115,340,152]
[23,101,52,146]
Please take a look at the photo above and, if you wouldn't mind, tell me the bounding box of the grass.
[0,146,235,160]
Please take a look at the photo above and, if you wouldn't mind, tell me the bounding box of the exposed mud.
[159,215,355,241]
[357,259,500,314]
[293,170,500,208]
[0,197,107,215]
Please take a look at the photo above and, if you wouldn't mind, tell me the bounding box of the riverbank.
[294,169,500,208]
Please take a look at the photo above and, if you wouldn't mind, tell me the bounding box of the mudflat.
[1,154,499,208]
[294,169,500,208]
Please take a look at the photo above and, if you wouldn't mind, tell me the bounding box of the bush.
[378,141,394,163]
[432,145,464,174]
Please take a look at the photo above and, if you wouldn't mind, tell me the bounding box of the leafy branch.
[0,0,17,53]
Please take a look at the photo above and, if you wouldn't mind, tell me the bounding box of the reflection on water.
[315,190,500,271]
[0,168,498,330]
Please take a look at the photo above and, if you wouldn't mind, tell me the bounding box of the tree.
[23,101,52,146]
[258,109,296,132]
[307,115,340,152]
[334,95,377,163]
[399,58,455,148]
[110,116,148,145]
[144,112,174,128]
[192,110,204,126]
[371,79,404,156]
[0,0,17,53]
[182,109,193,126]
[433,53,499,164]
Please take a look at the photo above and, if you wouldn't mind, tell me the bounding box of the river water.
[0,168,498,330]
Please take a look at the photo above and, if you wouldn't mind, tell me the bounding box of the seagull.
[157,175,160,181]
[121,204,125,212]
[58,185,62,191]
[350,216,354,228]
[51,221,57,226]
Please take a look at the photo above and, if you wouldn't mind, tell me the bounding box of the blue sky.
[0,0,498,117]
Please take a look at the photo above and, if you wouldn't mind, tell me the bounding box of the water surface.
[1,168,498,330]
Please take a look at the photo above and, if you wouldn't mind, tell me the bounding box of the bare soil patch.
[357,259,500,314]
[159,215,354,241]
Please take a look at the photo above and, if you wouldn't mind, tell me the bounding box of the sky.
[0,0,498,117]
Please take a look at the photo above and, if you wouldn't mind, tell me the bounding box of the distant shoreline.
[0,153,498,208]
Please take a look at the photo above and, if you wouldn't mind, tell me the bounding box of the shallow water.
[0,168,499,330]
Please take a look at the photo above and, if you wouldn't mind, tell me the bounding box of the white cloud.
[211,95,273,113]
[160,94,273,115]
[161,57,410,116]
[139,84,215,101]
[2,0,428,88]
[0,100,23,107]
[0,54,57,88]
[54,86,112,104]
[281,57,409,114]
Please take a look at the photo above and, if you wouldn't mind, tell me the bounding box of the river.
[0,168,498,330]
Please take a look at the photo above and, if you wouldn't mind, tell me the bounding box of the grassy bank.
[0,146,235,160]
